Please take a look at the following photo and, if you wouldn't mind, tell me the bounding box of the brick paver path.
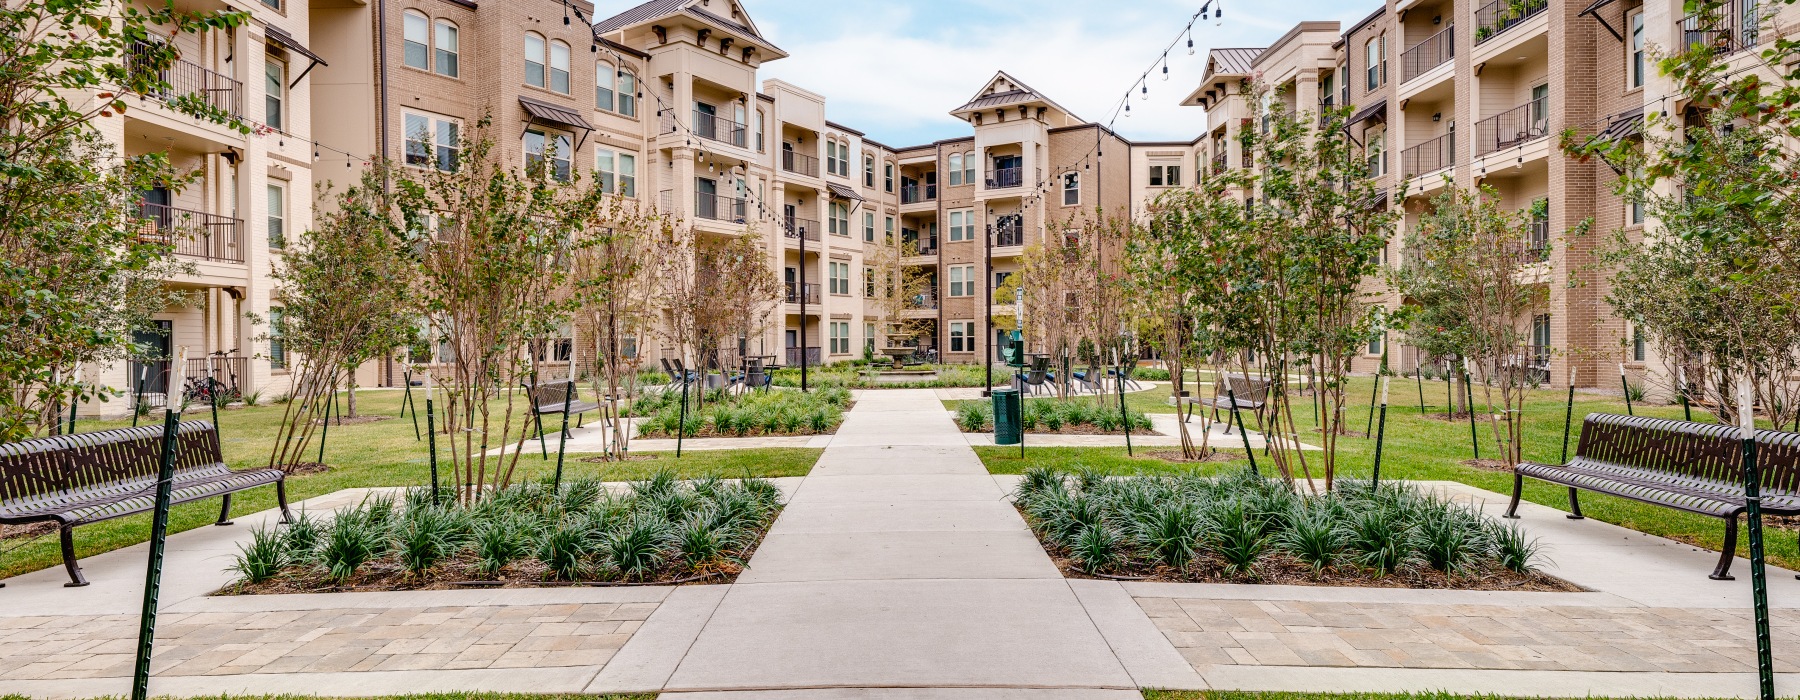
[1141,597,1800,674]
[0,602,657,681]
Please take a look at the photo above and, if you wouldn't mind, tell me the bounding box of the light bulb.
[1188,37,1195,55]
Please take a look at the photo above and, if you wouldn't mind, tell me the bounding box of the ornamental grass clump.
[957,400,1152,434]
[1009,467,1554,589]
[226,469,784,593]
[635,389,848,438]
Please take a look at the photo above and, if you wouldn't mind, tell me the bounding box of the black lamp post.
[982,218,994,397]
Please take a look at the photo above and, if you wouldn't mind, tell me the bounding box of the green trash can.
[992,388,1022,445]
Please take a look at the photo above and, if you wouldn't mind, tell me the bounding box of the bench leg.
[276,480,294,524]
[60,526,88,587]
[1504,472,1524,519]
[215,493,233,526]
[1711,513,1740,581]
[1565,488,1585,520]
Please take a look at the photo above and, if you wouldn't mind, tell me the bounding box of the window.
[1367,334,1382,356]
[948,153,963,186]
[949,321,973,353]
[596,63,614,110]
[1532,314,1552,352]
[1166,165,1182,187]
[1062,172,1080,206]
[829,201,849,235]
[1366,130,1386,177]
[829,262,850,295]
[949,264,975,297]
[1632,325,1646,362]
[1365,35,1386,90]
[885,216,894,243]
[1339,64,1351,105]
[403,11,429,70]
[525,33,546,88]
[266,183,285,249]
[261,0,280,9]
[619,153,636,196]
[617,71,637,116]
[865,322,877,354]
[404,112,459,171]
[948,209,973,242]
[963,152,975,185]
[993,270,1011,290]
[269,308,286,369]
[434,20,458,77]
[754,111,764,151]
[864,266,876,297]
[865,155,876,187]
[825,141,839,176]
[1628,163,1645,225]
[830,322,850,354]
[596,149,617,192]
[525,128,571,181]
[1629,11,1646,89]
[265,58,285,130]
[1150,164,1182,187]
[885,163,895,192]
[1530,84,1550,126]
[864,212,875,241]
[549,41,570,93]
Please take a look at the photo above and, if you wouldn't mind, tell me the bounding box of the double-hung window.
[1062,172,1080,205]
[1629,12,1646,89]
[434,21,458,77]
[617,71,637,116]
[949,264,975,297]
[948,210,973,242]
[596,63,615,111]
[265,59,285,129]
[404,11,429,69]
[267,184,286,250]
[864,212,876,242]
[830,322,850,354]
[829,262,850,295]
[949,321,973,353]
[864,155,875,188]
[525,33,547,88]
[948,153,963,186]
[526,128,571,182]
[404,112,459,171]
[548,41,570,93]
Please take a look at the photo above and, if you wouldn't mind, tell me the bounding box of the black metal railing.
[901,183,937,204]
[994,225,1025,248]
[1681,0,1762,55]
[1474,0,1547,44]
[188,355,247,397]
[1211,153,1228,173]
[783,216,821,242]
[1474,96,1548,156]
[903,230,938,256]
[129,41,242,118]
[785,346,821,366]
[1524,215,1550,262]
[782,150,819,177]
[785,283,820,305]
[693,110,747,148]
[1401,132,1456,178]
[1402,24,1454,82]
[906,292,939,310]
[985,166,1023,189]
[136,201,245,263]
[694,191,748,223]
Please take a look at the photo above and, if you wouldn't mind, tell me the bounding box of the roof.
[519,96,593,131]
[950,71,1081,121]
[826,183,863,201]
[954,89,1036,113]
[1348,98,1387,128]
[594,0,685,33]
[1205,48,1263,77]
[266,26,327,66]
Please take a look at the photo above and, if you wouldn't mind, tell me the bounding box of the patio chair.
[1071,360,1104,394]
[1014,355,1052,396]
[1108,357,1146,391]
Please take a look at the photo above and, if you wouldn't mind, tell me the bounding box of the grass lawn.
[0,389,820,580]
[970,374,1800,572]
[1143,692,1739,700]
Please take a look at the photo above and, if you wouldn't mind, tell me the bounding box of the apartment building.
[81,0,322,416]
[1182,0,1789,392]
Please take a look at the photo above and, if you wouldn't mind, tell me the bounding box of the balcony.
[692,110,747,148]
[985,166,1023,190]
[782,150,820,178]
[136,201,244,263]
[1682,0,1762,55]
[783,216,822,242]
[1474,0,1546,45]
[993,225,1025,248]
[784,346,821,366]
[1401,132,1455,178]
[902,230,938,256]
[128,41,242,118]
[1401,25,1454,83]
[785,283,820,305]
[906,292,939,311]
[694,191,748,223]
[901,183,937,204]
[1210,153,1228,174]
[1474,96,1548,156]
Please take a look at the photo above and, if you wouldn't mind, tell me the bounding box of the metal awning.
[266,26,327,89]
[519,96,594,131]
[1579,0,1625,41]
[1347,98,1387,128]
[1591,106,1645,146]
[826,183,864,201]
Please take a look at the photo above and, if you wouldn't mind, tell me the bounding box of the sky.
[737,0,1376,148]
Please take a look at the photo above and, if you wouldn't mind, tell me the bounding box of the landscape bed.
[955,399,1157,435]
[1013,467,1574,591]
[631,386,852,438]
[220,471,784,593]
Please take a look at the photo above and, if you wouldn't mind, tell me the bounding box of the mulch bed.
[0,521,55,542]
[1421,411,1499,423]
[284,462,334,476]
[1459,458,1516,473]
[635,424,841,439]
[1039,540,1580,592]
[956,424,1163,437]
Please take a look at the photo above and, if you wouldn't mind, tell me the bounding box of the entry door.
[695,177,717,219]
[130,321,172,397]
[785,329,798,349]
[695,101,718,140]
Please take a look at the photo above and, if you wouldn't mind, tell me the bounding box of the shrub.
[604,515,675,580]
[395,505,468,577]
[319,505,390,583]
[1279,505,1342,575]
[1207,500,1269,575]
[1071,523,1124,574]
[1487,520,1543,573]
[281,511,325,563]
[229,526,287,584]
[1130,500,1205,570]
[956,402,989,431]
[473,512,533,578]
[536,516,593,580]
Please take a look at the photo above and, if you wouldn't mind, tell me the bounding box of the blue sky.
[740,0,1376,147]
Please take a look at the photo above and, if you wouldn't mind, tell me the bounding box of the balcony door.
[696,177,717,219]
[695,101,718,140]
[130,320,172,399]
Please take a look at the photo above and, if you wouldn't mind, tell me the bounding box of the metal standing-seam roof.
[1205,47,1264,77]
[594,0,687,33]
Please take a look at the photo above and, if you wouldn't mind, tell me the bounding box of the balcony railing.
[1474,0,1546,44]
[1474,96,1548,156]
[902,230,938,256]
[906,292,939,310]
[128,41,242,118]
[994,225,1025,248]
[1402,24,1454,82]
[136,201,245,263]
[783,216,821,242]
[901,183,937,204]
[694,191,748,223]
[785,346,821,366]
[782,150,819,177]
[1210,153,1228,174]
[1682,0,1762,55]
[985,166,1023,189]
[1525,215,1550,262]
[693,110,748,148]
[1401,132,1456,178]
[785,283,820,305]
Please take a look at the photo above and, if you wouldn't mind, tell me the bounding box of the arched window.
[403,11,428,69]
[524,32,546,88]
[549,40,571,93]
[596,62,614,110]
[617,70,637,116]
[864,154,875,187]
[947,153,963,186]
[433,20,458,77]
[1365,36,1385,90]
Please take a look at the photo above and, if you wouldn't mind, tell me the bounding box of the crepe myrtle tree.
[1563,0,1800,426]
[563,192,667,461]
[1229,82,1396,491]
[0,0,249,439]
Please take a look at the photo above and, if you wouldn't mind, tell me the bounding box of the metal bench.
[525,380,603,455]
[1506,413,1800,580]
[1,421,289,586]
[1192,374,1271,435]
